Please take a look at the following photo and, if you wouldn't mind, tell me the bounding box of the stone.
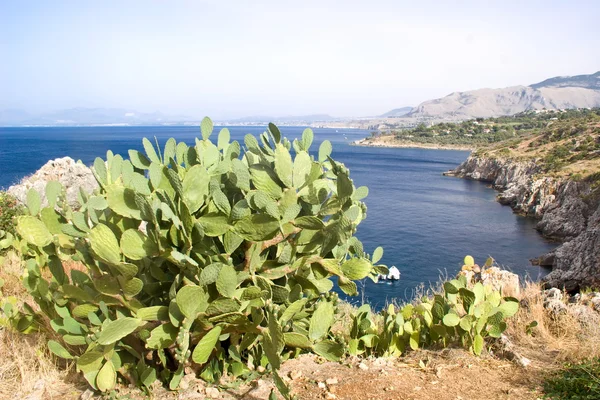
[480,267,520,297]
[205,387,220,399]
[459,266,520,297]
[325,378,338,386]
[358,362,368,371]
[496,334,532,368]
[79,389,95,400]
[318,382,327,389]
[545,299,568,315]
[8,157,98,209]
[325,393,337,399]
[289,370,303,380]
[569,304,600,328]
[544,288,563,302]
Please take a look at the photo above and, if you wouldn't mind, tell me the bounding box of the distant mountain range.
[0,108,341,127]
[2,71,599,126]
[404,71,600,120]
[0,107,194,126]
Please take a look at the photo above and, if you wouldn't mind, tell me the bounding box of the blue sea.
[0,126,556,307]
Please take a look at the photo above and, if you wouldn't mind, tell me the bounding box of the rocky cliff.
[445,156,600,292]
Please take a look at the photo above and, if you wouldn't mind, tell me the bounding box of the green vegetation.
[0,192,23,236]
[348,257,518,358]
[370,108,600,150]
[1,120,518,398]
[543,358,600,399]
[0,192,23,255]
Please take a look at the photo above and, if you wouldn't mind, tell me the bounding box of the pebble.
[325,378,338,386]
[318,382,327,389]
[358,362,369,371]
[325,393,337,400]
[290,370,303,380]
[205,387,220,399]
[79,389,95,400]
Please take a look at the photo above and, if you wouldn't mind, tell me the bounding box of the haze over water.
[0,126,556,307]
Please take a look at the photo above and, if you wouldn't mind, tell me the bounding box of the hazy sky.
[1,0,599,119]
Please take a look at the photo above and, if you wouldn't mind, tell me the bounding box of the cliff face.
[446,156,600,291]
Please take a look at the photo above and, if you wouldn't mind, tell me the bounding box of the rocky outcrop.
[7,157,98,208]
[445,155,600,292]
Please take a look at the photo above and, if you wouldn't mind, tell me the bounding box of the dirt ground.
[33,349,548,400]
[277,351,545,400]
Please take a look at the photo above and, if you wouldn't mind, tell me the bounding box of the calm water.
[0,126,556,307]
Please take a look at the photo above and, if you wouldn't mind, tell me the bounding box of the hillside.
[360,108,600,174]
[405,71,600,121]
[379,106,413,118]
[531,71,600,89]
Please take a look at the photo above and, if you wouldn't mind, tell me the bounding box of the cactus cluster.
[348,256,519,357]
[7,119,386,397]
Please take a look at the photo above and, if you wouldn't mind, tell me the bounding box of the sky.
[1,0,599,119]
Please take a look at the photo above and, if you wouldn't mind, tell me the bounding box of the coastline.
[446,155,600,291]
[352,138,474,151]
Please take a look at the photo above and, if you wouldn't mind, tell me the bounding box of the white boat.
[379,266,400,281]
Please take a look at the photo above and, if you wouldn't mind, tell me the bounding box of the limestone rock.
[481,267,520,297]
[205,387,220,399]
[569,305,600,328]
[447,155,600,291]
[8,157,98,208]
[459,266,520,297]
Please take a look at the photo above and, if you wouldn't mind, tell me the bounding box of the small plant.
[525,320,538,336]
[543,358,600,400]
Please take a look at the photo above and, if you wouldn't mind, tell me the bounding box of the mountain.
[0,107,194,126]
[531,71,600,89]
[379,107,413,118]
[0,109,31,125]
[406,71,600,120]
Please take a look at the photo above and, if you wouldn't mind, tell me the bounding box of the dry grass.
[0,252,28,299]
[0,329,83,400]
[505,282,600,363]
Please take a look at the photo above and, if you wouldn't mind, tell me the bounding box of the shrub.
[6,119,386,397]
[0,192,23,255]
[0,192,23,235]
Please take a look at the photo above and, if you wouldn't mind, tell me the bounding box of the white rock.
[358,362,368,371]
[205,387,220,399]
[325,378,338,386]
[289,370,303,380]
[8,157,98,208]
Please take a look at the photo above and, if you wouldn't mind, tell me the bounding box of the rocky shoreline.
[353,137,474,151]
[444,156,600,292]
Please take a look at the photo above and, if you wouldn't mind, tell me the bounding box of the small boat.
[378,266,400,281]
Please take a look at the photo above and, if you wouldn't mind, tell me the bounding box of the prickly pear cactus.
[10,119,385,397]
[346,256,519,358]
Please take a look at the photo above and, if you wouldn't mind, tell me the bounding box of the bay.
[0,126,555,307]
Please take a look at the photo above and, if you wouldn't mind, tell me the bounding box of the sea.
[0,126,556,307]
